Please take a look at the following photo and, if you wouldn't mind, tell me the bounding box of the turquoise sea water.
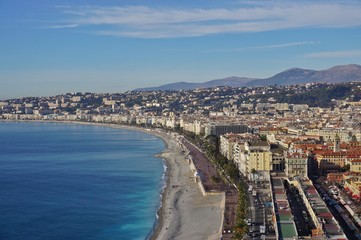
[0,122,165,240]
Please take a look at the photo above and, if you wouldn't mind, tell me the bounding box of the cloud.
[305,50,361,58]
[247,41,320,50]
[203,41,320,53]
[47,24,79,29]
[53,2,361,38]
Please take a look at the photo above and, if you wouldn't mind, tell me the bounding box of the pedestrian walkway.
[181,138,238,239]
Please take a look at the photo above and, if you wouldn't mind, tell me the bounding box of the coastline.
[71,122,224,239]
[1,120,224,239]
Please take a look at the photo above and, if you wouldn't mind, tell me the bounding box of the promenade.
[181,138,238,239]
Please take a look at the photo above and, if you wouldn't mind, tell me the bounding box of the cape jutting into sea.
[0,121,165,240]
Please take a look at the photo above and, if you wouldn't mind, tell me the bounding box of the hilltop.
[136,64,361,91]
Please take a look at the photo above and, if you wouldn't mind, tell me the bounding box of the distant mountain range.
[135,64,361,91]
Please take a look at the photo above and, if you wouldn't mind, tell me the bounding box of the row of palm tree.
[200,135,249,239]
[233,182,249,239]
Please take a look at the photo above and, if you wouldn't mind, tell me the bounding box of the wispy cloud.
[305,50,361,58]
[52,2,361,38]
[247,41,320,50]
[203,41,320,53]
[47,24,79,29]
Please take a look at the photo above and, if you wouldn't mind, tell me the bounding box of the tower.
[334,134,340,152]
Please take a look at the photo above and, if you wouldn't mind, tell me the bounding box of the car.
[247,218,252,226]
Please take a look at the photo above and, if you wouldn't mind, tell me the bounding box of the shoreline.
[1,120,224,239]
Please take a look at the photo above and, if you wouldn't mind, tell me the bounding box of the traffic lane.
[247,189,265,233]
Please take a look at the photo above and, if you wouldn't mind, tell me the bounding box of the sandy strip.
[150,132,224,240]
[4,120,224,239]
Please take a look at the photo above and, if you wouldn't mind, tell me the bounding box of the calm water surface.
[0,122,165,240]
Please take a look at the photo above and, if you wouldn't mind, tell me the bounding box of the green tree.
[260,134,267,141]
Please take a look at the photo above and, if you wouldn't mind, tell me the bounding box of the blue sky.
[1,0,361,99]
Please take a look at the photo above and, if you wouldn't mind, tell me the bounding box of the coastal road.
[247,186,265,239]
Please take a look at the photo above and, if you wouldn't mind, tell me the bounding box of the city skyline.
[3,65,361,239]
[1,0,361,99]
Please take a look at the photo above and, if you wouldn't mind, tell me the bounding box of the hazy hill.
[310,64,361,83]
[135,77,254,91]
[135,64,361,91]
[246,68,318,86]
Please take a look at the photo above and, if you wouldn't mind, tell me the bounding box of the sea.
[0,121,165,240]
